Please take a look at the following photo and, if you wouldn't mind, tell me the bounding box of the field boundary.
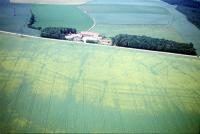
[87,16,96,31]
[78,7,96,31]
[0,30,199,59]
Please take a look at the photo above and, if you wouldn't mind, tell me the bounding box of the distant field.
[80,4,171,25]
[10,0,89,5]
[87,0,164,5]
[0,4,40,36]
[0,3,93,34]
[0,32,200,133]
[80,0,200,55]
[91,24,185,42]
[80,5,170,14]
[80,2,184,42]
[31,5,93,31]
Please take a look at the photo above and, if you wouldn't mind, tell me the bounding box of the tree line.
[176,6,200,29]
[27,10,42,30]
[162,0,200,8]
[162,0,200,29]
[41,27,77,40]
[112,34,197,55]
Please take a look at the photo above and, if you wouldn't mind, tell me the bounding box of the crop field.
[31,5,93,31]
[91,24,185,42]
[87,0,164,5]
[80,5,170,14]
[79,1,184,42]
[0,3,93,35]
[0,4,40,36]
[164,2,200,55]
[80,0,200,55]
[80,4,171,25]
[0,32,200,133]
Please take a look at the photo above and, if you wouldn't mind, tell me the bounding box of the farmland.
[80,0,200,54]
[0,4,40,36]
[0,2,93,35]
[80,4,171,25]
[1,0,200,54]
[0,32,200,133]
[79,1,185,43]
[1,0,200,133]
[31,5,93,31]
[91,24,184,42]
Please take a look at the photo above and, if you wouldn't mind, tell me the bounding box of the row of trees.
[176,6,200,29]
[41,27,77,40]
[27,10,42,30]
[112,34,197,55]
[162,0,200,8]
[162,0,200,29]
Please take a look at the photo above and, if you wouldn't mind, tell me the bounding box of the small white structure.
[82,36,99,43]
[65,34,82,41]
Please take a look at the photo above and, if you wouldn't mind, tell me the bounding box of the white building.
[82,36,99,43]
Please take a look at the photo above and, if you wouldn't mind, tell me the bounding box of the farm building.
[65,31,112,45]
[65,34,82,41]
[82,36,99,43]
[79,31,101,38]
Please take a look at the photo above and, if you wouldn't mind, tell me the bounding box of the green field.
[31,5,93,31]
[0,32,200,133]
[91,24,185,42]
[80,4,170,14]
[80,0,200,55]
[80,4,170,25]
[79,2,186,43]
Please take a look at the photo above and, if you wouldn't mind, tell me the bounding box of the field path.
[77,7,96,31]
[87,16,96,31]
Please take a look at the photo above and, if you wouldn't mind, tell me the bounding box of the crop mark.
[99,81,107,104]
[172,64,199,83]
[44,76,55,133]
[4,76,25,132]
[25,87,37,132]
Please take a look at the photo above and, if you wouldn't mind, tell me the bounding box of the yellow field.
[0,32,200,133]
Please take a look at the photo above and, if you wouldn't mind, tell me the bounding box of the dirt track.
[10,0,89,5]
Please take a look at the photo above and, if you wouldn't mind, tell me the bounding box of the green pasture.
[0,32,200,133]
[31,4,93,31]
[91,24,185,42]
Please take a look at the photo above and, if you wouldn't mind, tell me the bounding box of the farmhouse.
[65,34,82,41]
[82,36,99,43]
[65,31,112,45]
[79,31,100,38]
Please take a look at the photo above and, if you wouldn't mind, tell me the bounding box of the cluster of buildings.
[65,31,112,45]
